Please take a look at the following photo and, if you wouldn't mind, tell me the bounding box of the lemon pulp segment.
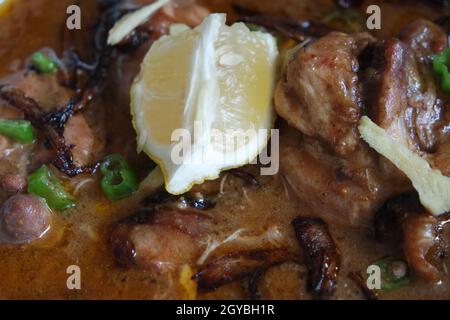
[131,14,278,194]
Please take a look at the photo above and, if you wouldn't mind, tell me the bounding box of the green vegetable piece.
[244,22,268,33]
[100,155,138,201]
[433,46,450,93]
[0,119,34,143]
[370,256,411,292]
[27,165,76,211]
[31,52,58,74]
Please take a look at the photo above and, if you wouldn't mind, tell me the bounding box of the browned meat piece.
[0,194,52,244]
[2,71,73,112]
[374,193,448,283]
[403,212,442,283]
[151,208,214,236]
[131,224,200,272]
[400,18,447,61]
[275,32,375,156]
[277,19,450,228]
[364,19,448,153]
[0,83,102,177]
[279,124,411,227]
[63,114,95,166]
[193,249,294,292]
[0,97,33,194]
[403,22,445,152]
[292,217,340,300]
[361,39,410,145]
[110,207,214,273]
[111,221,199,273]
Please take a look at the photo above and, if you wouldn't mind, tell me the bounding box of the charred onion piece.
[292,217,340,300]
[0,3,124,177]
[193,249,294,292]
[247,269,265,300]
[47,0,121,128]
[0,86,99,177]
[348,272,378,300]
[111,206,214,272]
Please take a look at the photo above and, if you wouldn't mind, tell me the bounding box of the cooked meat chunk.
[403,212,443,282]
[400,18,447,60]
[110,207,213,272]
[111,221,200,273]
[275,32,375,156]
[363,19,448,153]
[151,208,214,236]
[2,71,73,112]
[131,224,200,272]
[63,114,95,166]
[279,124,411,227]
[0,194,51,244]
[361,39,410,145]
[0,64,105,177]
[277,19,450,227]
[373,193,447,283]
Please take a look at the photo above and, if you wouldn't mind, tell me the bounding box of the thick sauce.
[0,0,449,299]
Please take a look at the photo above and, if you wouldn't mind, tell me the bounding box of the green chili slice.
[370,256,411,292]
[100,155,138,201]
[27,165,76,211]
[0,119,34,143]
[245,22,268,33]
[31,52,58,74]
[433,46,450,93]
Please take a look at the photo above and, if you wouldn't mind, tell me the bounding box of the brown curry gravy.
[0,0,449,299]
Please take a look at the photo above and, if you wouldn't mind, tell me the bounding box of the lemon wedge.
[131,14,278,195]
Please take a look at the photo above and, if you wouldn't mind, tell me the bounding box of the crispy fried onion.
[292,217,340,300]
[0,2,123,177]
[192,248,296,292]
[0,86,99,176]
